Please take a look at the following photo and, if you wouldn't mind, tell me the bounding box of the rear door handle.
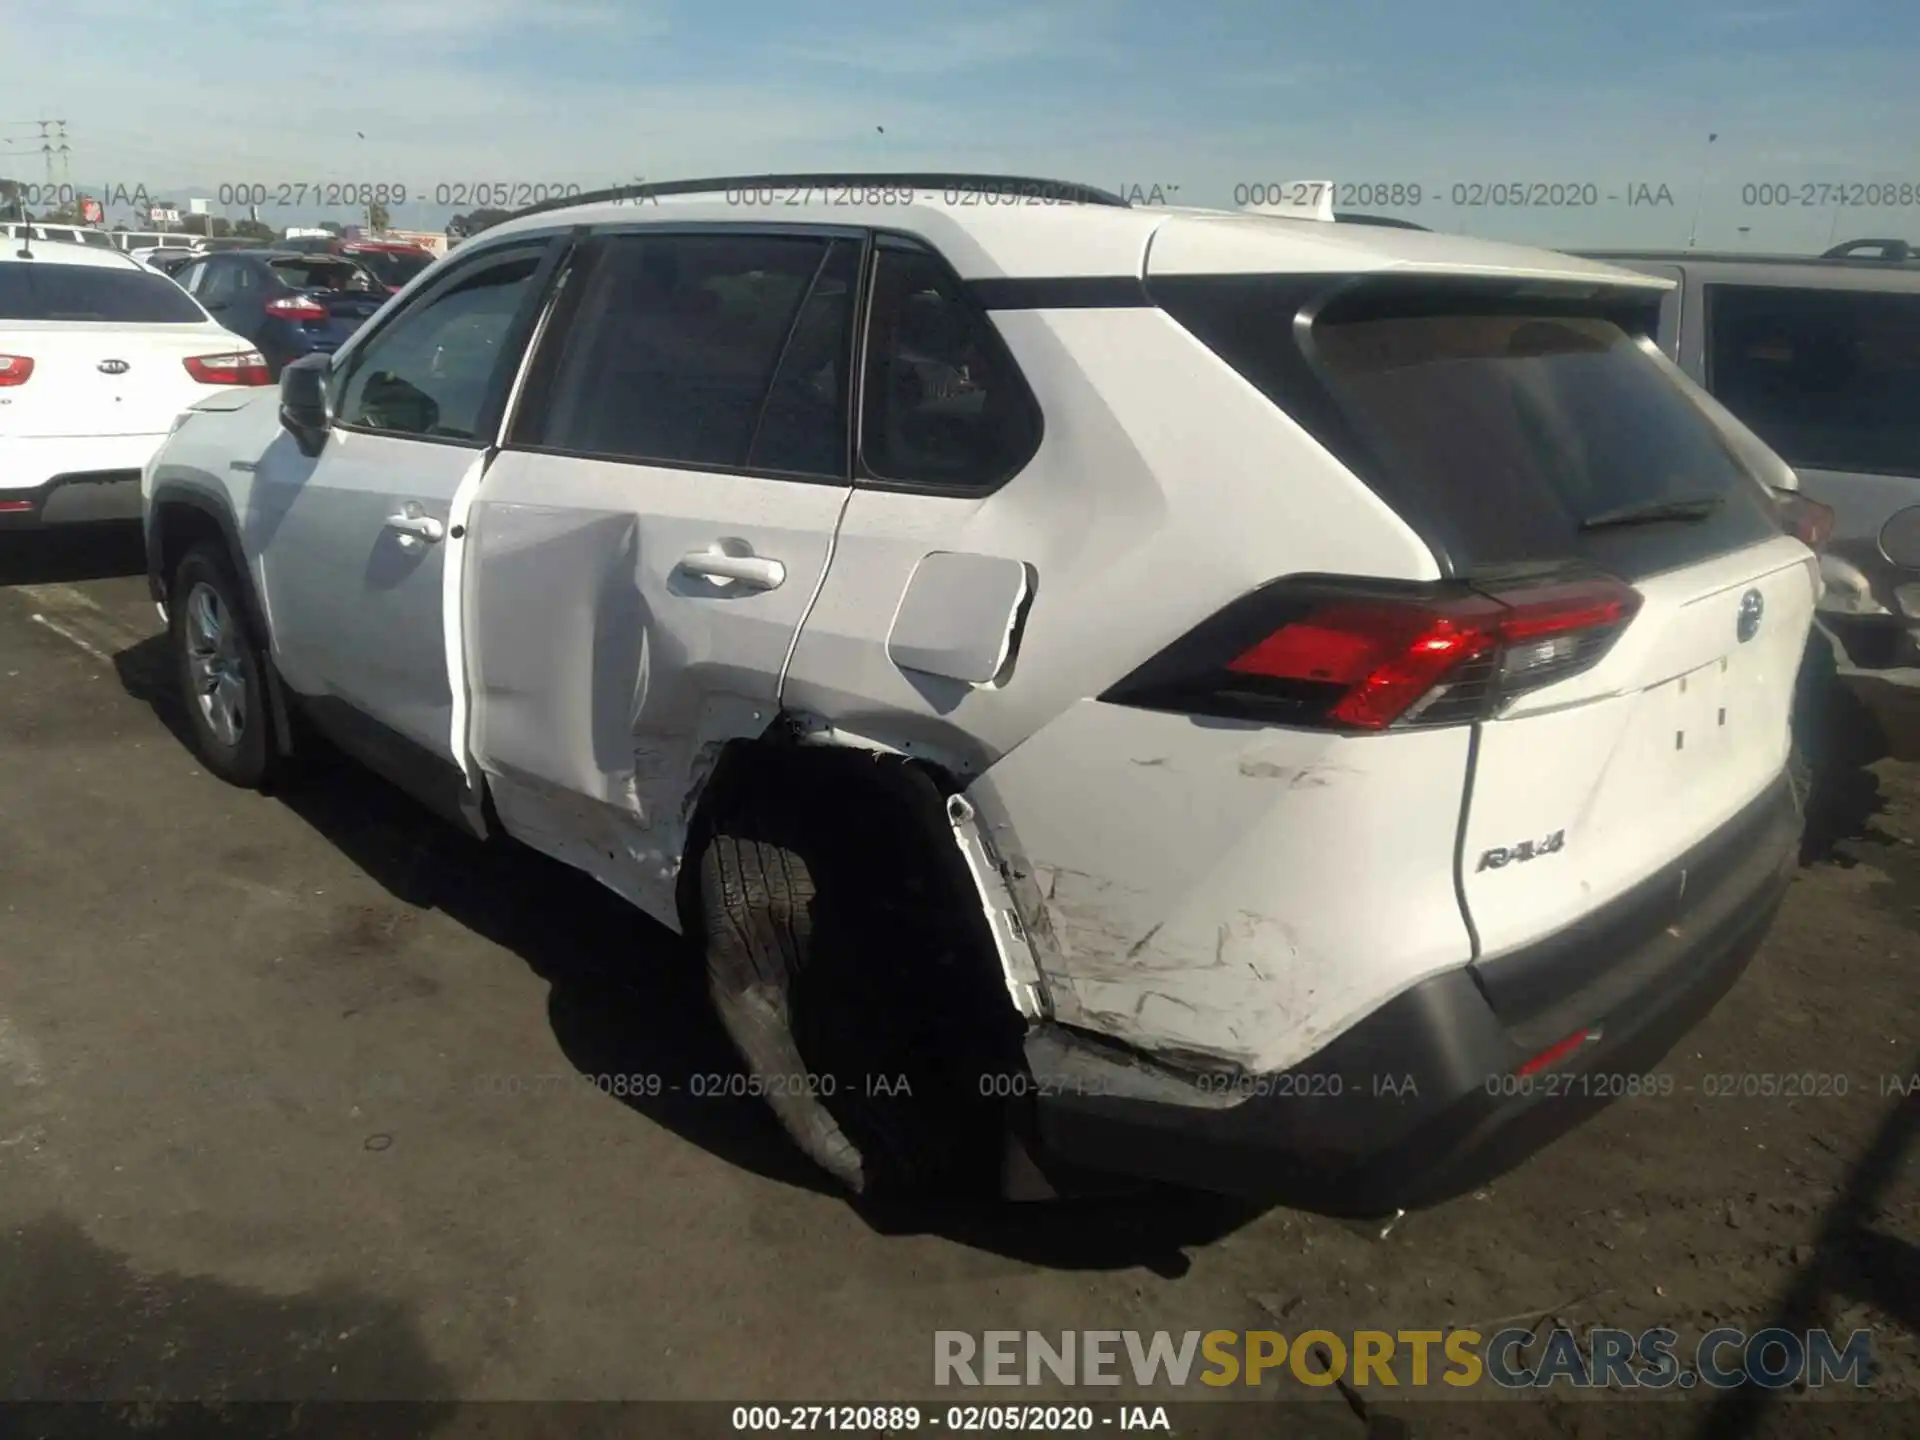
[385,510,445,544]
[678,549,785,590]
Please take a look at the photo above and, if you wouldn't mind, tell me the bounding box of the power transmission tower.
[0,118,70,210]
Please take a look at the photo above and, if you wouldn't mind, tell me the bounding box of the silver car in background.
[1581,241,1920,679]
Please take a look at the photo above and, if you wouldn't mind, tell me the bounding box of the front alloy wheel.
[183,581,248,749]
[169,541,277,788]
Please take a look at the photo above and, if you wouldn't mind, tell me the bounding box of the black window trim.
[1701,278,1920,481]
[328,231,571,452]
[850,229,1047,498]
[498,222,868,489]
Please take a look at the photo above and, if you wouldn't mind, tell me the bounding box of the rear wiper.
[1579,494,1724,530]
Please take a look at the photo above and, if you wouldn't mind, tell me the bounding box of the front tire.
[170,542,275,789]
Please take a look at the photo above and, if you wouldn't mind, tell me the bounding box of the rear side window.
[0,262,205,322]
[513,232,850,473]
[859,241,1041,491]
[1706,284,1920,478]
[335,251,544,442]
[1158,276,1778,578]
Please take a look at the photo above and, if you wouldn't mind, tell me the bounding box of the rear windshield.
[1158,276,1780,578]
[0,262,206,322]
[269,257,373,292]
[351,248,432,286]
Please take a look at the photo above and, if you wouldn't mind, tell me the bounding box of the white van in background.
[109,231,202,253]
[2,222,118,250]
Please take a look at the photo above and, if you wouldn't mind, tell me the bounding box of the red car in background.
[274,236,434,293]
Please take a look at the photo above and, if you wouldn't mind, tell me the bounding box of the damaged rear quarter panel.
[965,699,1476,1075]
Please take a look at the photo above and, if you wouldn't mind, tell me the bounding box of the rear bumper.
[1023,772,1801,1213]
[0,434,165,528]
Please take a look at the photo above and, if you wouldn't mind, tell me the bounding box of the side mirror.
[1881,505,1920,570]
[279,352,332,457]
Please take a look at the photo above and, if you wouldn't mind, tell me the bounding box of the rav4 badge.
[1476,831,1566,871]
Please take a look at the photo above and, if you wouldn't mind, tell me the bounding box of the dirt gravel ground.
[0,527,1915,1439]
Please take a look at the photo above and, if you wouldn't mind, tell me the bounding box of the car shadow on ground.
[1,1213,455,1428]
[0,524,147,586]
[111,631,1260,1273]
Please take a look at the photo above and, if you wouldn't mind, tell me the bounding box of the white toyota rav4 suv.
[142,174,1820,1212]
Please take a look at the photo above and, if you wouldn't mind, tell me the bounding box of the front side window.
[513,232,850,473]
[1706,284,1920,478]
[334,250,544,442]
[858,241,1041,491]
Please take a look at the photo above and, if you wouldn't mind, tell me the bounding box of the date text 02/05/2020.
[730,1405,1173,1432]
[69,181,606,211]
[69,179,1122,213]
[1231,181,1680,209]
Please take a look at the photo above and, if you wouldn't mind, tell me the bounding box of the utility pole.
[0,118,70,215]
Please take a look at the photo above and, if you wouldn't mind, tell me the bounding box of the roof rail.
[502,172,1131,223]
[1821,238,1913,261]
[1332,211,1430,231]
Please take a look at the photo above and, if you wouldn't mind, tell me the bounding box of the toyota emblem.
[98,359,130,374]
[1736,588,1764,643]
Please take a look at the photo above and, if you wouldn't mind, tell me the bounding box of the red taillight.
[1105,575,1642,731]
[1772,487,1834,551]
[184,351,272,385]
[266,295,328,321]
[0,354,33,386]
[1515,1028,1602,1078]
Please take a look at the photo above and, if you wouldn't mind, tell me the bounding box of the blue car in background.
[169,249,388,378]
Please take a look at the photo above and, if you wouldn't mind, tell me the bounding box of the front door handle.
[678,549,785,590]
[385,510,445,544]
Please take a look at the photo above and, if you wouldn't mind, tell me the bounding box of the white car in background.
[141,174,1819,1213]
[0,222,119,251]
[1,240,270,528]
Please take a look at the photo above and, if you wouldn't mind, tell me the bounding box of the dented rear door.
[463,228,861,925]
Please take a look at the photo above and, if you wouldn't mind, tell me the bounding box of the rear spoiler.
[1240,180,1337,222]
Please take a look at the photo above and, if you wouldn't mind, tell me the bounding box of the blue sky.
[3,0,1917,248]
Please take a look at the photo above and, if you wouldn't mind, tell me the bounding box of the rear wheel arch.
[673,730,1035,1196]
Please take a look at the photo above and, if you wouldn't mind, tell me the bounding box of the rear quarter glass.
[1153,274,1781,582]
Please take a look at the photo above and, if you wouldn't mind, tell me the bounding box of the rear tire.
[696,763,1016,1200]
[169,542,276,789]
